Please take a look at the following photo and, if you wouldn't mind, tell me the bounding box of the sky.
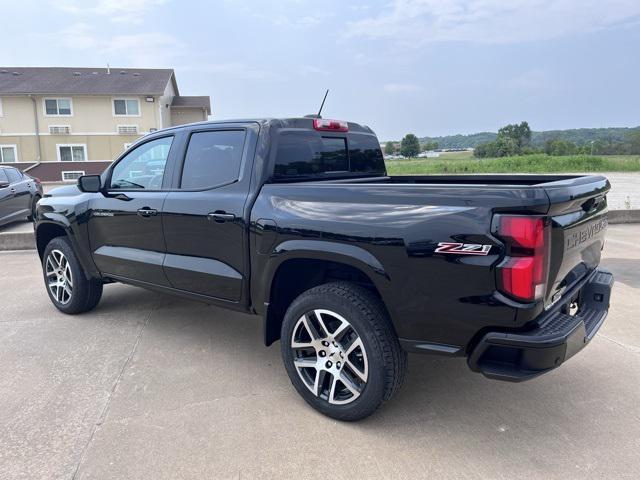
[2,0,639,140]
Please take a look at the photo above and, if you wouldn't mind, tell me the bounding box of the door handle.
[208,212,236,223]
[10,188,16,193]
[137,208,158,217]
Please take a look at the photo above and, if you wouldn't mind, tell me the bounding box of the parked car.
[0,165,43,227]
[34,117,613,421]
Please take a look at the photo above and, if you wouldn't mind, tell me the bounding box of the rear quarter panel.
[251,182,550,351]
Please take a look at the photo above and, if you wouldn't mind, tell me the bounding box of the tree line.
[385,123,640,158]
[418,126,640,150]
[474,121,640,157]
[385,135,437,157]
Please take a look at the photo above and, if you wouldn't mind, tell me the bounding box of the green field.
[385,154,640,174]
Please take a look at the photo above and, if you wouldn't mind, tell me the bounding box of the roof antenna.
[317,89,329,118]
[106,63,110,75]
[304,89,329,119]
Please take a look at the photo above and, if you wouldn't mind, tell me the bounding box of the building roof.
[0,67,177,95]
[171,96,211,114]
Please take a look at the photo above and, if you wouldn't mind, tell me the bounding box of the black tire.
[28,194,41,222]
[280,281,407,421]
[42,236,103,315]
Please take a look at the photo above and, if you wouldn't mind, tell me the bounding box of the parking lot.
[1,224,638,479]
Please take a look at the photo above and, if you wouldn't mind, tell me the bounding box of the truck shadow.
[599,257,640,288]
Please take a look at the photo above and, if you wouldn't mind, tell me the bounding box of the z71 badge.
[435,242,492,255]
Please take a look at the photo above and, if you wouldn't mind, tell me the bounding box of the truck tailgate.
[543,175,610,308]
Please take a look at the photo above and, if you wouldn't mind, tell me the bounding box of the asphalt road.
[1,225,639,479]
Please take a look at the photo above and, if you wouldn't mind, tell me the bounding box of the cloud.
[53,0,172,23]
[180,63,283,81]
[347,0,640,45]
[384,83,423,93]
[55,23,185,67]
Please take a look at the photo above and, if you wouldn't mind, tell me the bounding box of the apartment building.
[0,67,211,181]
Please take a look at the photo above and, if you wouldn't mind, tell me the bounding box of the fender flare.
[257,239,394,326]
[35,215,100,280]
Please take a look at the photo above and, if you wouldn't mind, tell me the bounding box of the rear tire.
[42,236,103,314]
[28,194,41,222]
[280,281,407,421]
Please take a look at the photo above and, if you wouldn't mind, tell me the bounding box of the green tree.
[384,141,396,156]
[422,141,439,151]
[400,134,420,157]
[498,121,532,148]
[544,139,578,156]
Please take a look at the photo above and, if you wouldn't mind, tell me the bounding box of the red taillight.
[313,118,348,132]
[496,216,549,302]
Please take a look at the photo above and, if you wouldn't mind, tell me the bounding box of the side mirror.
[78,175,102,193]
[0,180,9,189]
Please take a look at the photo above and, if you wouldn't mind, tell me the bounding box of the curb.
[0,232,36,251]
[2,210,640,252]
[608,210,640,224]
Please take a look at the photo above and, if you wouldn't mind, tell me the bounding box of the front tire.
[281,282,407,421]
[42,237,103,314]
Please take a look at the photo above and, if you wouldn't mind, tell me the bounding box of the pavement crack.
[70,304,155,480]
[599,333,640,354]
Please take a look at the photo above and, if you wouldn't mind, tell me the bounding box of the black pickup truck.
[35,117,613,420]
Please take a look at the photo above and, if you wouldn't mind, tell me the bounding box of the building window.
[113,98,140,116]
[44,98,73,116]
[62,171,85,182]
[58,144,87,162]
[0,145,17,163]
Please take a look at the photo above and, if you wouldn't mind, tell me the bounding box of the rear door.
[0,169,12,224]
[88,135,176,285]
[161,124,257,303]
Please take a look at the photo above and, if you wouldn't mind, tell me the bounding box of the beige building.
[0,67,211,181]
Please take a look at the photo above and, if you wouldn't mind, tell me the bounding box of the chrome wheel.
[45,249,73,305]
[291,309,368,405]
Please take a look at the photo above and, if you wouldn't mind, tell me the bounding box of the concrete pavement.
[0,225,639,479]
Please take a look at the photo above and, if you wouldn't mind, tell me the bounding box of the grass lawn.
[385,154,640,174]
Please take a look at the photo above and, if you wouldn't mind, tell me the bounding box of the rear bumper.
[468,268,614,382]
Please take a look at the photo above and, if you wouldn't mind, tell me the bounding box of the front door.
[162,127,253,302]
[88,135,175,286]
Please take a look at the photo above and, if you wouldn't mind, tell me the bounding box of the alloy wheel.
[45,249,73,305]
[291,309,369,405]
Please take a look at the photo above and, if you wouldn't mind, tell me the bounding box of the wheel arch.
[36,221,70,260]
[260,240,394,346]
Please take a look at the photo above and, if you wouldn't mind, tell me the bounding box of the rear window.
[181,130,246,189]
[5,168,22,183]
[273,131,385,179]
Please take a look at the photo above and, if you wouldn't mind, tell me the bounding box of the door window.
[180,130,246,189]
[109,136,173,190]
[0,169,8,184]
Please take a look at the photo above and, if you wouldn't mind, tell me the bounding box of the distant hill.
[418,126,640,149]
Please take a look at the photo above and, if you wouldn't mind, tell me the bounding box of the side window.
[180,130,246,189]
[0,169,8,184]
[109,136,173,190]
[5,168,21,183]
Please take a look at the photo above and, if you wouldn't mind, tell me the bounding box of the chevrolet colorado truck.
[35,117,614,420]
